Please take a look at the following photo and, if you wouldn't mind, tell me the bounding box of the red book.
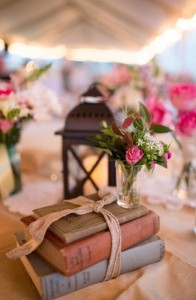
[21,211,159,276]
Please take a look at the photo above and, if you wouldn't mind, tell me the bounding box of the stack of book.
[15,195,164,300]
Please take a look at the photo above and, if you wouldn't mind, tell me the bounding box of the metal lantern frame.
[56,83,115,199]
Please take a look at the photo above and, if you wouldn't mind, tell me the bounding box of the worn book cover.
[21,210,159,276]
[33,194,149,243]
[15,232,165,300]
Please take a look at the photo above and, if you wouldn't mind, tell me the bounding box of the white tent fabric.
[0,0,195,52]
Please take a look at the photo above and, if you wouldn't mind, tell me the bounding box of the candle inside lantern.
[83,154,108,195]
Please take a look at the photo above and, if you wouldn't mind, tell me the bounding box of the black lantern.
[56,83,115,199]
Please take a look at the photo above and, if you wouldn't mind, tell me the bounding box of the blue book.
[15,232,164,300]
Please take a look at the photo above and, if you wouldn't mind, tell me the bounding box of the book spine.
[62,212,159,276]
[41,237,165,299]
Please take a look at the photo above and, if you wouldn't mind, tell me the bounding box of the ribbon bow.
[6,187,121,281]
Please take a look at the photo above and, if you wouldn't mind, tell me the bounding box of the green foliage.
[7,108,20,120]
[139,102,151,123]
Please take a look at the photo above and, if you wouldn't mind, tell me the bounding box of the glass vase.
[115,161,141,209]
[7,144,22,195]
[0,143,22,199]
[173,137,196,234]
[174,161,196,201]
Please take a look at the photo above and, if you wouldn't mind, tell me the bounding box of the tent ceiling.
[0,0,196,51]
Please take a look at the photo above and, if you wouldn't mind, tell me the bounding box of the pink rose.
[169,83,196,111]
[0,119,14,133]
[163,151,172,160]
[0,84,14,96]
[175,110,196,137]
[126,146,144,165]
[146,97,173,127]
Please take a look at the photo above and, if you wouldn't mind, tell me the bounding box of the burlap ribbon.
[6,187,121,281]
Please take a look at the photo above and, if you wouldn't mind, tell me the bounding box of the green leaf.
[100,120,108,129]
[156,160,167,168]
[102,128,115,137]
[21,63,52,85]
[7,108,20,120]
[150,124,173,133]
[99,148,113,156]
[133,118,144,132]
[139,102,151,122]
[111,121,123,136]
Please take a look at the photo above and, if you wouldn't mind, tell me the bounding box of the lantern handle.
[79,81,112,103]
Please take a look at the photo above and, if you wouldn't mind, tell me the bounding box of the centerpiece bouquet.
[0,64,61,199]
[90,102,172,208]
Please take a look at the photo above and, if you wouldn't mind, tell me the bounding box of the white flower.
[18,82,62,121]
[0,94,20,118]
[110,83,144,112]
[137,138,145,146]
[143,132,164,155]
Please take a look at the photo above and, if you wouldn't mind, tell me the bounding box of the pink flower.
[113,64,131,86]
[101,65,131,89]
[169,83,196,111]
[126,146,144,165]
[101,74,116,89]
[0,119,14,133]
[175,110,196,137]
[150,161,155,168]
[0,84,14,96]
[146,97,173,126]
[163,151,172,160]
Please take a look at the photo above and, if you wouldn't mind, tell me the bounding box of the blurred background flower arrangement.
[99,61,196,208]
[169,83,196,204]
[0,64,62,198]
[0,64,61,145]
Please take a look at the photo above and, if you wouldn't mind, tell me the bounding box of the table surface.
[0,120,196,300]
[0,195,196,300]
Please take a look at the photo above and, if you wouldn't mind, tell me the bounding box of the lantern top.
[64,102,113,133]
[80,82,111,103]
[56,83,113,138]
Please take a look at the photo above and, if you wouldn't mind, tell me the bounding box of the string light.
[176,13,196,31]
[64,14,196,64]
[66,48,147,65]
[3,13,196,63]
[8,43,66,59]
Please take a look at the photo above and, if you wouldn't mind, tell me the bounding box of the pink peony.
[146,97,173,126]
[126,146,144,165]
[175,110,196,137]
[0,119,14,133]
[169,83,196,111]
